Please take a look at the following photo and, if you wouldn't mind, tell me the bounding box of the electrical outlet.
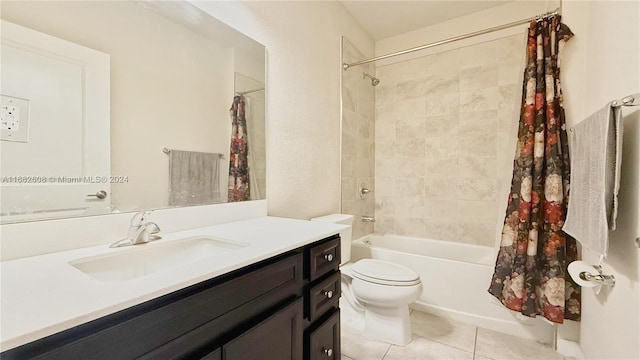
[1,95,30,142]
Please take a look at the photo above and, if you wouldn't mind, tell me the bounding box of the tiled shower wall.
[374,35,525,246]
[341,38,375,240]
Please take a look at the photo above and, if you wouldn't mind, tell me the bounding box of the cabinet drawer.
[306,271,340,321]
[307,237,340,281]
[307,309,340,360]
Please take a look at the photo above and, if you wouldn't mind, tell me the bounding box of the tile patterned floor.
[341,310,571,360]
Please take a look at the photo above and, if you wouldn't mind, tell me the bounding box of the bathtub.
[350,234,555,344]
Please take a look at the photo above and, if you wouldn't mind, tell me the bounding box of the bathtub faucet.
[361,216,375,222]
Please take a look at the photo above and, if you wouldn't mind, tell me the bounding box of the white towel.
[563,104,623,257]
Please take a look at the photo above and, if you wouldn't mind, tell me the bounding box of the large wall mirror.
[0,1,266,224]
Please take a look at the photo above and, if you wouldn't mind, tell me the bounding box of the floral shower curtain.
[488,17,580,323]
[228,95,250,202]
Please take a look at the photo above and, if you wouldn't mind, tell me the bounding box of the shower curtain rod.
[342,8,560,70]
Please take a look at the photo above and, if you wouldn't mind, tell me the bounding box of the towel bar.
[608,93,639,250]
[569,92,639,134]
[611,93,639,108]
[162,148,224,159]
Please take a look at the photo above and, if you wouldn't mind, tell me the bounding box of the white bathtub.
[350,234,554,343]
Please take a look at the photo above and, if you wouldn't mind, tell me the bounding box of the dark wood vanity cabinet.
[1,235,341,360]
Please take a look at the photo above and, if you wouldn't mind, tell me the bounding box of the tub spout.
[361,216,375,222]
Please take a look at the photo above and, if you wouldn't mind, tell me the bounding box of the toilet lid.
[351,259,421,286]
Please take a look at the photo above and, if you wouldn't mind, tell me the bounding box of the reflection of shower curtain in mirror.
[228,95,250,202]
[244,96,261,200]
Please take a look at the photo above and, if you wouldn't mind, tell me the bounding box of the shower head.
[363,72,380,86]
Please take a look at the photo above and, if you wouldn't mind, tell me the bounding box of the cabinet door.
[223,298,303,360]
[307,309,340,360]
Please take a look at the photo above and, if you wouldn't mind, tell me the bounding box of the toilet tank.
[310,214,353,265]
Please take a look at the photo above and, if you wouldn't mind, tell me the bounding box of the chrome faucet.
[110,211,162,248]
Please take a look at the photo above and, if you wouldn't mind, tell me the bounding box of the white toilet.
[311,214,422,346]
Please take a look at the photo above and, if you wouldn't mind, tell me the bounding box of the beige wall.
[562,1,640,359]
[341,38,375,240]
[192,1,374,220]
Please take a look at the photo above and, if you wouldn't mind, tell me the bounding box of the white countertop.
[0,216,345,351]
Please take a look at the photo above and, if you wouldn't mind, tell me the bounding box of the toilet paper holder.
[579,265,616,288]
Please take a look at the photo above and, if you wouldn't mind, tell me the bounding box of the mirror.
[0,1,266,224]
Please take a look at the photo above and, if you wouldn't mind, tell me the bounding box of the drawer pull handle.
[323,348,333,357]
[324,290,334,299]
[324,253,334,262]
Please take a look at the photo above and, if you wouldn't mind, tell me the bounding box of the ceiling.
[339,1,513,41]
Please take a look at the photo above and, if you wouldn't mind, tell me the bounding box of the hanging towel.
[169,150,221,206]
[563,104,623,257]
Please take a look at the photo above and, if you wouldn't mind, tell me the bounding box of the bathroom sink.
[69,236,249,282]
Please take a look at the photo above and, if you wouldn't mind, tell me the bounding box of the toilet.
[311,214,422,346]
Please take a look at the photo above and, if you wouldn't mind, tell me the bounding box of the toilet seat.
[351,259,421,286]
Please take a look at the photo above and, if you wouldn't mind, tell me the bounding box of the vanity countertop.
[0,216,345,351]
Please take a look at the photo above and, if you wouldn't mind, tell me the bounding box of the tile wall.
[341,38,376,240]
[373,35,525,246]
